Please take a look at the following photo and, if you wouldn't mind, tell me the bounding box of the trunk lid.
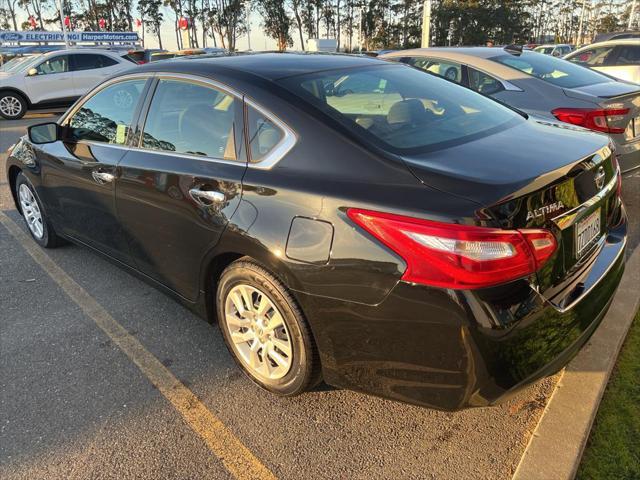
[401,119,620,296]
[564,81,640,143]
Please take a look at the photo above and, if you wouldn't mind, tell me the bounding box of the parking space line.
[0,210,277,480]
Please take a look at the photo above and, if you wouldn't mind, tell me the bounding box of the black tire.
[216,259,322,396]
[15,173,64,248]
[0,92,27,120]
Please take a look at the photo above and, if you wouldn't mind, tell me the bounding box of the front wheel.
[216,259,322,396]
[0,92,27,119]
[16,173,64,248]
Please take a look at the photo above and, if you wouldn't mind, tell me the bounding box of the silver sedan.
[382,47,640,172]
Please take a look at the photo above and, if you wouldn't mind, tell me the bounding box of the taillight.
[552,107,629,134]
[347,209,557,290]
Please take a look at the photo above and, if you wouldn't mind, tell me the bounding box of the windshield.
[0,55,41,73]
[491,52,611,88]
[280,64,521,154]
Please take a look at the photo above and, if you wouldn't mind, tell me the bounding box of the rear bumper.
[300,209,627,410]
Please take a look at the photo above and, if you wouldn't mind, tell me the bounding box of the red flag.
[64,16,70,27]
[98,18,106,29]
[29,16,37,28]
[135,18,142,28]
[178,17,189,30]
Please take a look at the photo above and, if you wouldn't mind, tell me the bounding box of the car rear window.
[491,52,611,88]
[280,64,522,154]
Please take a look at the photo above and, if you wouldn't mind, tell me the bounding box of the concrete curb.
[513,243,640,480]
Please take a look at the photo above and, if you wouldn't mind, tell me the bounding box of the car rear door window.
[567,46,616,66]
[613,45,640,66]
[71,53,118,71]
[405,57,463,83]
[141,79,237,160]
[67,79,146,144]
[247,105,286,163]
[35,55,69,75]
[467,68,504,95]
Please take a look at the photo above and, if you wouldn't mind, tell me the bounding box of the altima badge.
[526,201,566,221]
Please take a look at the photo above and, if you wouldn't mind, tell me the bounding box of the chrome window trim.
[59,71,298,170]
[244,97,298,170]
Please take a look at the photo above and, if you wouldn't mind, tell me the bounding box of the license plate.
[575,209,601,257]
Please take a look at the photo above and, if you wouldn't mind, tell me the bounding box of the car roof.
[138,52,386,80]
[573,38,640,49]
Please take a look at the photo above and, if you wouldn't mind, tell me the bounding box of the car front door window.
[406,57,463,84]
[67,79,147,144]
[35,55,69,75]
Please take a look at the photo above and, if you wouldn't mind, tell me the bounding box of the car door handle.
[189,188,225,206]
[92,171,116,184]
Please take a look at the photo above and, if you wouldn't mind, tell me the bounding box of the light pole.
[57,0,70,48]
[421,0,431,48]
[246,1,251,51]
[358,4,363,53]
[577,0,587,46]
[630,0,637,30]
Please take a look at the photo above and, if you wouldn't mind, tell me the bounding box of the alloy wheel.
[0,96,22,117]
[18,184,44,239]
[224,284,293,381]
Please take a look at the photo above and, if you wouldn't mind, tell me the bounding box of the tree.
[138,0,164,48]
[288,0,306,50]
[257,0,293,50]
[4,0,20,30]
[206,0,247,50]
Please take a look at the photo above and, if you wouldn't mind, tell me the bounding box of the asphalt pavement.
[0,113,637,480]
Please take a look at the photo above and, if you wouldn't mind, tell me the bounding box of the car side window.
[406,57,463,83]
[72,54,118,71]
[34,55,69,75]
[613,45,640,66]
[467,67,505,95]
[567,46,616,66]
[67,79,146,144]
[142,79,237,160]
[246,105,285,163]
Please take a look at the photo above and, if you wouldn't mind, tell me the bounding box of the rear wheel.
[16,173,64,248]
[0,92,27,119]
[216,259,321,396]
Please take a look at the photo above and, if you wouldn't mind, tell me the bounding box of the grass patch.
[577,307,640,480]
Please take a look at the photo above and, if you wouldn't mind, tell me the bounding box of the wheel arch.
[0,87,32,107]
[7,165,23,212]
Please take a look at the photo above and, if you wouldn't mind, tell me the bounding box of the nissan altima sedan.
[6,54,627,410]
[382,47,640,173]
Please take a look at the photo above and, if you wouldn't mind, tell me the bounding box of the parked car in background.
[533,44,573,56]
[125,48,167,64]
[0,48,136,119]
[564,39,640,84]
[382,47,640,172]
[149,49,207,62]
[594,31,640,43]
[6,53,627,410]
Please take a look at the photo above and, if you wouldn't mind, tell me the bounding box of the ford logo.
[594,166,606,190]
[0,32,22,41]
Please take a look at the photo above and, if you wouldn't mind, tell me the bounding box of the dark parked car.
[6,54,627,410]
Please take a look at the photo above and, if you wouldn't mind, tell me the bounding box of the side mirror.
[27,67,38,76]
[28,122,60,144]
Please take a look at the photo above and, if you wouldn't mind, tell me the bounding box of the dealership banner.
[0,31,139,43]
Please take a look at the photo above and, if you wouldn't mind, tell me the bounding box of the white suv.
[564,39,640,84]
[0,48,136,119]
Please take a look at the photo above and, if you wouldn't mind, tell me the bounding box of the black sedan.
[6,53,627,410]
